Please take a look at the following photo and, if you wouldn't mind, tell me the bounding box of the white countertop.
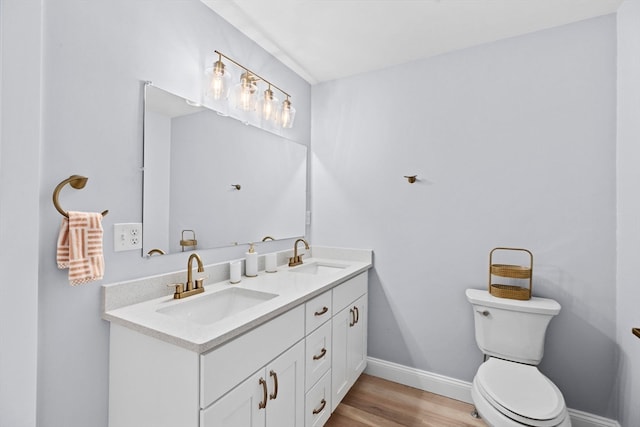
[103,254,372,353]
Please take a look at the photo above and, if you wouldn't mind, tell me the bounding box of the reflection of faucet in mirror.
[171,253,205,299]
[147,248,166,256]
[289,238,310,267]
[262,236,274,241]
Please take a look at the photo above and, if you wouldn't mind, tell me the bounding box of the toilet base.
[471,379,571,427]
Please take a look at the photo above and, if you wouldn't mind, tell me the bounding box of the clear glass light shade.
[206,60,231,100]
[233,73,258,112]
[280,99,296,129]
[258,89,279,123]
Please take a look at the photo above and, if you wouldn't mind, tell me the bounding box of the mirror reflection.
[143,84,307,256]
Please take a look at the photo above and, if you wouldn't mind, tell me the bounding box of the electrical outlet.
[114,223,143,252]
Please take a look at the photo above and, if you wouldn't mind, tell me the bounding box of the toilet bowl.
[471,358,570,427]
[466,289,571,427]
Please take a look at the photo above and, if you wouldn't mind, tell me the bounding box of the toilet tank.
[465,289,561,365]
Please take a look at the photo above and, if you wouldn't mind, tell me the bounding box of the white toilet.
[466,289,571,427]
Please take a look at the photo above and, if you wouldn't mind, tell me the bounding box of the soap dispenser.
[245,243,258,277]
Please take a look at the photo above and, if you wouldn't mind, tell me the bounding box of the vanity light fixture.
[206,50,295,129]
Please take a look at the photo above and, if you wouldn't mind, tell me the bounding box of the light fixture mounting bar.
[214,50,291,99]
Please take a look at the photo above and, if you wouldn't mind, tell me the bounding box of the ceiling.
[202,0,622,84]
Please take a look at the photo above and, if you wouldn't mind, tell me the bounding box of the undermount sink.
[290,261,347,275]
[157,287,278,325]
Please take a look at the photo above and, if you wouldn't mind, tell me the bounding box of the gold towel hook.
[52,175,109,218]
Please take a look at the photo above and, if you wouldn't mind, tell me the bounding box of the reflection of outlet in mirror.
[114,223,143,252]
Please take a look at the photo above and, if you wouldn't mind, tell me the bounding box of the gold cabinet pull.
[269,370,278,400]
[312,398,327,415]
[258,377,268,409]
[314,306,329,316]
[313,348,327,360]
[354,306,360,324]
[349,308,356,327]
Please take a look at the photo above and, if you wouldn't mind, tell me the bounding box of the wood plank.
[325,374,487,427]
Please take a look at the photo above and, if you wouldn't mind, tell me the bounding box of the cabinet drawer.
[305,321,331,391]
[333,272,367,314]
[305,370,331,427]
[200,305,305,408]
[305,290,332,334]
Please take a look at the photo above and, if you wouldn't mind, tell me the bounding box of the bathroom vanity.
[103,247,371,427]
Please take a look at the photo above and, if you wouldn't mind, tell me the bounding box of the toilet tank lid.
[465,289,561,315]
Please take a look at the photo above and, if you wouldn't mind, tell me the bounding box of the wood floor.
[325,374,488,427]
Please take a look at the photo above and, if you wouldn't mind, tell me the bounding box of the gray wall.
[35,1,310,426]
[0,0,41,425]
[311,15,618,418]
[616,2,640,426]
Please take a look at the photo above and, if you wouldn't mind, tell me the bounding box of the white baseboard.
[566,409,621,427]
[365,356,474,403]
[364,357,620,427]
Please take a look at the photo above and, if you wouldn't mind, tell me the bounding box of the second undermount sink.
[157,287,278,325]
[290,261,348,275]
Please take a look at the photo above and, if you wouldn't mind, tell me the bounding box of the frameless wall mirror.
[143,84,307,256]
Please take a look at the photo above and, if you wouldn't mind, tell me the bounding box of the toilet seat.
[475,358,567,427]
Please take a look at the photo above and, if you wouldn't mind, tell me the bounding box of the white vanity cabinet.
[107,268,369,427]
[331,273,368,412]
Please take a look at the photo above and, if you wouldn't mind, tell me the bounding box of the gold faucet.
[289,238,310,267]
[171,253,206,299]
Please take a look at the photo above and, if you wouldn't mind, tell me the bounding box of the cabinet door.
[347,294,367,381]
[331,305,352,411]
[201,370,266,427]
[265,340,305,427]
[331,293,368,412]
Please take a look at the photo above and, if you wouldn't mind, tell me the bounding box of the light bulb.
[259,88,278,122]
[234,72,257,111]
[280,98,296,129]
[206,59,230,100]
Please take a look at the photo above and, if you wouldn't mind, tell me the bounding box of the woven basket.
[489,284,531,300]
[488,248,533,301]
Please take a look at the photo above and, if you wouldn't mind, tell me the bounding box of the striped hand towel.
[57,211,105,286]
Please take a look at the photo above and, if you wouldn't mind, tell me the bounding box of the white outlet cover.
[114,223,143,252]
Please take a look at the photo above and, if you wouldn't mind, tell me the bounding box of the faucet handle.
[288,255,300,266]
[168,283,184,298]
[195,278,204,289]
